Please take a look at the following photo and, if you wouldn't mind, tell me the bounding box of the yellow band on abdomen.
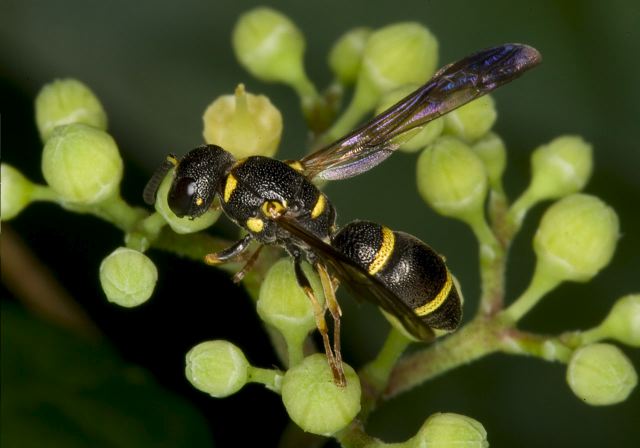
[368,227,395,275]
[414,270,452,317]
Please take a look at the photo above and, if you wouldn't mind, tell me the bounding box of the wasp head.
[168,145,235,218]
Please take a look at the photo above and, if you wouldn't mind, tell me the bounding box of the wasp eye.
[168,176,197,217]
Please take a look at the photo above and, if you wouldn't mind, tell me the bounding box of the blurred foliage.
[0,302,213,447]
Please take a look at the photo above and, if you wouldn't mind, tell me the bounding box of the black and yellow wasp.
[144,44,541,385]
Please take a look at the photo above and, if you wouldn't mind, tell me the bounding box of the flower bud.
[350,22,438,117]
[203,84,283,159]
[41,124,123,204]
[533,194,619,282]
[281,354,361,436]
[35,78,107,142]
[257,258,325,337]
[471,132,507,188]
[99,247,158,307]
[154,168,221,234]
[328,27,371,85]
[528,135,593,201]
[324,23,438,141]
[566,343,637,406]
[599,294,640,347]
[376,85,443,153]
[443,95,497,143]
[1,164,35,220]
[410,412,488,448]
[232,7,308,87]
[185,340,249,398]
[417,136,488,220]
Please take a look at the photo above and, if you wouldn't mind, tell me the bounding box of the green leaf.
[1,302,213,447]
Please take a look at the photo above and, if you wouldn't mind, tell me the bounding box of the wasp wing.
[299,44,541,181]
[275,215,435,341]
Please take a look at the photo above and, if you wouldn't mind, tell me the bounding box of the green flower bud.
[99,247,158,307]
[409,412,488,448]
[528,135,593,200]
[185,340,250,398]
[376,85,444,153]
[443,95,497,143]
[533,194,619,282]
[1,164,35,220]
[154,167,221,234]
[257,258,325,337]
[281,354,361,436]
[41,124,123,204]
[232,7,308,87]
[35,78,107,142]
[471,132,507,188]
[599,294,640,347]
[350,23,438,119]
[417,136,488,220]
[203,84,283,159]
[566,343,637,406]
[328,27,371,85]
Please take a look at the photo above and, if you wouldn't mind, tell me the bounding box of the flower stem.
[359,327,412,417]
[385,318,501,398]
[464,208,505,315]
[249,366,282,393]
[501,262,561,323]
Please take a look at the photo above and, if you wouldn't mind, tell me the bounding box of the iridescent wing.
[299,44,541,180]
[275,214,435,341]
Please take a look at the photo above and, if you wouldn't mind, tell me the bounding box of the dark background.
[2,0,639,446]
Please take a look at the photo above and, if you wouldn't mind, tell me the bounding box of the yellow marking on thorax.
[195,197,204,206]
[368,227,395,275]
[287,160,304,172]
[246,217,264,233]
[261,200,287,218]
[414,270,452,317]
[223,174,237,203]
[311,194,326,219]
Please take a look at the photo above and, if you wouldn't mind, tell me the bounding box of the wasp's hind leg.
[293,255,346,386]
[316,262,343,370]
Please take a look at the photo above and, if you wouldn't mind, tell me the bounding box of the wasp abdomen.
[332,221,461,331]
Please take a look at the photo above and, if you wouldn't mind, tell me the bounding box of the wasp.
[144,44,541,385]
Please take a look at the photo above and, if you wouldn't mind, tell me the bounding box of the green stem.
[359,327,412,417]
[95,193,146,231]
[249,366,282,393]
[464,208,505,316]
[385,318,502,398]
[284,331,306,368]
[579,325,610,345]
[504,187,538,242]
[498,329,573,363]
[321,84,374,143]
[501,262,561,323]
[31,184,59,202]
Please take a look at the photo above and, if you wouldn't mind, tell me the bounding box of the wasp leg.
[232,245,264,283]
[204,234,253,266]
[316,262,344,373]
[293,256,346,386]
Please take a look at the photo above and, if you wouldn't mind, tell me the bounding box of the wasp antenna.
[143,154,178,205]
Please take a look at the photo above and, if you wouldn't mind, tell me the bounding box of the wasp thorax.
[168,145,235,218]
